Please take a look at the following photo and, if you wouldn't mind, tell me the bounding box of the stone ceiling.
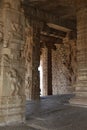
[23,0,87,25]
[25,0,75,15]
[23,0,87,41]
[24,0,76,20]
[23,0,78,42]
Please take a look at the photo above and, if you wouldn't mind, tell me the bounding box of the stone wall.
[70,8,87,106]
[52,40,77,95]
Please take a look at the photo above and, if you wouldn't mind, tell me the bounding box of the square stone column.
[70,8,87,106]
[0,0,26,125]
[32,28,40,100]
[24,19,41,100]
[40,46,48,96]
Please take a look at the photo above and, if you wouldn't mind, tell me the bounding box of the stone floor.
[1,94,87,130]
[0,125,37,130]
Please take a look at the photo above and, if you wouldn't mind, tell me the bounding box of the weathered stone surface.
[70,8,87,106]
[24,19,41,100]
[52,38,76,94]
[40,47,48,96]
[52,44,70,94]
[0,0,26,124]
[24,19,33,100]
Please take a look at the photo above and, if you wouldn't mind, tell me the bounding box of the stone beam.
[40,34,62,45]
[47,23,71,32]
[41,31,64,39]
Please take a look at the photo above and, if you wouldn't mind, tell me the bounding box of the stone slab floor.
[1,95,87,130]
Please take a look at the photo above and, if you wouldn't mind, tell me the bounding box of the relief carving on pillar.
[3,54,11,66]
[23,19,33,66]
[3,22,24,48]
[24,19,41,99]
[7,68,23,96]
[11,22,23,39]
[0,22,3,74]
[25,76,32,99]
[3,32,11,48]
[0,0,26,124]
[0,21,3,44]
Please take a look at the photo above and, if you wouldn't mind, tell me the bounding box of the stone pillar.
[70,8,87,106]
[47,44,52,95]
[40,42,53,96]
[0,0,25,124]
[24,19,41,100]
[24,20,33,100]
[32,25,40,100]
[40,46,48,96]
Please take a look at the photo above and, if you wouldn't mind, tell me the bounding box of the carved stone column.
[24,19,41,100]
[40,46,48,96]
[0,0,25,124]
[24,20,33,100]
[32,25,40,100]
[47,44,52,95]
[70,8,87,106]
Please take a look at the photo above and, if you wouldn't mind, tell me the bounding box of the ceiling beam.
[41,31,64,39]
[47,23,71,32]
[40,34,62,44]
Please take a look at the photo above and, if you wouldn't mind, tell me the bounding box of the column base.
[0,96,26,125]
[70,92,87,107]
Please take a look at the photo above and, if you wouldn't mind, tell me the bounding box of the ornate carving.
[7,69,23,96]
[0,22,3,43]
[0,31,3,42]
[0,0,26,124]
[10,22,23,40]
[3,54,11,66]
[23,19,33,66]
[25,76,32,99]
[3,32,11,48]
